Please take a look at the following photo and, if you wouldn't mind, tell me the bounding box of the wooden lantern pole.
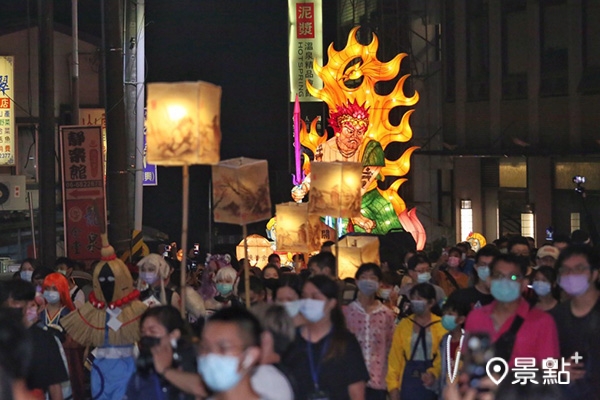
[243,224,251,308]
[179,164,189,318]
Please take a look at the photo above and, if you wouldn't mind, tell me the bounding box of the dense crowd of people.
[0,230,598,400]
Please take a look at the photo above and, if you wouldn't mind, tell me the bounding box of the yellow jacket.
[386,314,447,392]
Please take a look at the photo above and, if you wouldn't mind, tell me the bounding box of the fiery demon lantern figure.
[291,27,426,249]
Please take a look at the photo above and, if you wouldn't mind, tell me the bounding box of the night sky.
[0,1,330,252]
[143,1,292,249]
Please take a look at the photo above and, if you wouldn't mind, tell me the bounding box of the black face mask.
[263,278,279,291]
[270,330,292,356]
[514,255,531,271]
[98,264,115,302]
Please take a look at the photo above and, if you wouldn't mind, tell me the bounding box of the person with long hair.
[38,272,75,336]
[125,305,196,400]
[344,263,395,400]
[261,263,281,301]
[275,273,306,327]
[283,275,369,400]
[531,265,559,311]
[387,283,446,400]
[137,254,181,310]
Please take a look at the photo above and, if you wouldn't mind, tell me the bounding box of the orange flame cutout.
[306,27,420,215]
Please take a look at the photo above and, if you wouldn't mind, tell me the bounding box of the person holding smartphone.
[551,245,600,399]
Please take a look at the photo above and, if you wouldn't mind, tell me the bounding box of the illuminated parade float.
[286,27,426,253]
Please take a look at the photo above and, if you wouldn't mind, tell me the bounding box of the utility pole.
[103,0,131,252]
[124,0,142,233]
[38,0,57,266]
[71,0,79,124]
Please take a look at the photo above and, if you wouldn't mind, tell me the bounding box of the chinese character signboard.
[143,108,157,185]
[80,108,107,176]
[60,126,107,261]
[288,0,323,102]
[0,56,15,165]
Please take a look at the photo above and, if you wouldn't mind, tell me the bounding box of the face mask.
[197,353,244,392]
[499,248,508,254]
[300,298,326,322]
[490,279,521,303]
[35,285,42,294]
[441,315,458,331]
[43,290,61,305]
[417,272,431,283]
[20,270,33,282]
[357,279,379,296]
[532,281,552,297]
[25,306,38,323]
[57,269,68,277]
[559,275,590,297]
[377,288,391,300]
[411,299,427,315]
[216,283,233,296]
[263,278,279,291]
[476,266,490,281]
[448,257,460,268]
[281,300,302,317]
[461,253,467,261]
[141,271,159,285]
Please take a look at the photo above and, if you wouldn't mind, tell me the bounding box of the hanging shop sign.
[0,56,15,166]
[60,125,107,261]
[288,0,323,102]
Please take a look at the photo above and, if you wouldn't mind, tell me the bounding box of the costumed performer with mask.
[61,234,147,400]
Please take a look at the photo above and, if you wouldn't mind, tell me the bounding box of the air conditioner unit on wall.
[0,175,28,211]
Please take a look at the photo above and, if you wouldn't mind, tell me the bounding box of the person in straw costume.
[61,234,147,400]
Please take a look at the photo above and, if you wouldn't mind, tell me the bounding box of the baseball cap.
[536,245,560,260]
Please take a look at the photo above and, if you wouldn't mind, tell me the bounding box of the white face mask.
[281,300,302,317]
[377,288,392,300]
[141,271,159,285]
[300,298,326,322]
[43,290,61,305]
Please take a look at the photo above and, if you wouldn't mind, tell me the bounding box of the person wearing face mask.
[275,273,307,327]
[535,245,560,269]
[18,258,39,283]
[344,263,395,400]
[198,307,264,399]
[531,266,559,311]
[433,297,470,398]
[387,283,445,400]
[205,266,243,316]
[238,275,267,307]
[507,235,535,276]
[54,257,86,310]
[1,279,69,400]
[432,247,469,297]
[51,262,88,400]
[125,305,196,400]
[261,264,281,302]
[138,254,182,310]
[249,303,295,400]
[550,245,600,398]
[283,275,369,400]
[465,254,559,365]
[446,245,499,311]
[38,273,75,339]
[400,255,446,305]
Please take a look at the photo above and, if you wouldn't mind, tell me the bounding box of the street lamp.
[521,204,535,239]
[460,199,473,242]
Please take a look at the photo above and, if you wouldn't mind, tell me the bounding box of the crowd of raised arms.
[0,230,597,400]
